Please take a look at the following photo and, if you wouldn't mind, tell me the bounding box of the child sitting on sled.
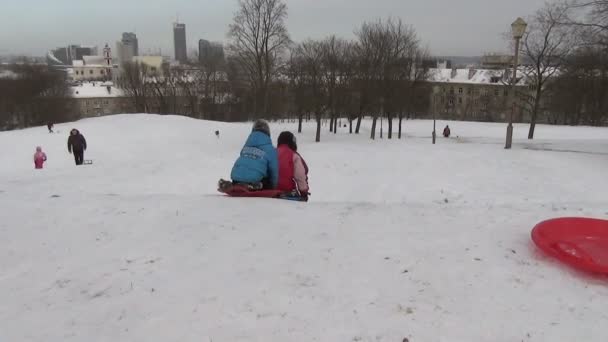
[276,131,310,201]
[225,120,278,190]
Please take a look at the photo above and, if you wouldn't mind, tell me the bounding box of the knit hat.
[252,119,270,136]
[277,131,297,152]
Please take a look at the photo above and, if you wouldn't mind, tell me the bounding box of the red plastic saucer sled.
[532,217,608,274]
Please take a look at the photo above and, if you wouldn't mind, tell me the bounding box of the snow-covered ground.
[1,114,608,342]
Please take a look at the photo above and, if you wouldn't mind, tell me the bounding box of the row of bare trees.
[225,0,432,141]
[0,64,72,130]
[117,60,232,118]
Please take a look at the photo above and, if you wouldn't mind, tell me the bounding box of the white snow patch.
[1,114,607,341]
[71,82,124,98]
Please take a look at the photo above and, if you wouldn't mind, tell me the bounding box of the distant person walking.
[34,146,47,169]
[67,129,87,165]
[47,123,54,133]
[443,125,451,138]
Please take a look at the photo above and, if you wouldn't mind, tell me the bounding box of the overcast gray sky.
[0,0,548,57]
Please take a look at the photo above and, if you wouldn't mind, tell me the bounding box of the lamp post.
[505,17,527,149]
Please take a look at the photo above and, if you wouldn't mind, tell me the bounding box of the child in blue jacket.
[230,120,279,189]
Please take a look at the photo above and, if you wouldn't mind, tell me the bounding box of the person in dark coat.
[443,125,451,138]
[47,123,54,133]
[67,129,87,165]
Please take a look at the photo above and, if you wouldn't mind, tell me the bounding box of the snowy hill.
[1,114,607,341]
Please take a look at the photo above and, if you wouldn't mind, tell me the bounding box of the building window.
[100,70,105,75]
[449,87,454,95]
[494,89,499,96]
[90,70,94,75]
[151,67,157,73]
[459,87,463,94]
[458,98,463,104]
[449,98,454,105]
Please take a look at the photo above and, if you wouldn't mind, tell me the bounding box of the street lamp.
[505,17,527,149]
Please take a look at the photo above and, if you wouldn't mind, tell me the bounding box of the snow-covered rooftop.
[83,55,105,65]
[428,68,528,86]
[70,82,125,98]
[0,70,17,79]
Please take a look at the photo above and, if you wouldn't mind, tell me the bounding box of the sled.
[531,217,608,274]
[217,179,307,201]
[219,184,283,198]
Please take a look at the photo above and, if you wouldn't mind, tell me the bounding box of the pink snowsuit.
[34,147,47,169]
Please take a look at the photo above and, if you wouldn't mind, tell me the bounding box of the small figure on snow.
[277,131,310,201]
[443,125,451,138]
[67,128,87,165]
[34,146,47,169]
[215,130,220,138]
[228,120,278,190]
[47,122,54,133]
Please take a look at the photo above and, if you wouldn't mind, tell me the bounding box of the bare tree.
[118,62,151,113]
[522,3,574,139]
[355,18,423,139]
[227,0,291,117]
[292,40,327,142]
[396,49,432,139]
[564,0,608,46]
[286,48,308,132]
[322,36,350,134]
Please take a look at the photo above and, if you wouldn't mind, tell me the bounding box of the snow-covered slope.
[1,115,607,342]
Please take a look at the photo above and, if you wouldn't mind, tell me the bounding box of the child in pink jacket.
[34,146,47,169]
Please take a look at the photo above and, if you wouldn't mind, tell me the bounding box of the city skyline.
[1,0,548,58]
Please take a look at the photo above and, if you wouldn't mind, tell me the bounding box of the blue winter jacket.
[230,131,279,188]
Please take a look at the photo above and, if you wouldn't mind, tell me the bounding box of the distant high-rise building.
[52,47,70,65]
[73,45,95,60]
[173,22,187,64]
[198,39,225,65]
[122,32,139,56]
[116,32,138,66]
[49,44,97,66]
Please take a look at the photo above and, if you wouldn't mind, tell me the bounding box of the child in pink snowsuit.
[34,146,47,169]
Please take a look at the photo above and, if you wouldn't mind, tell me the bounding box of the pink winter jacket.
[34,147,47,169]
[293,153,309,193]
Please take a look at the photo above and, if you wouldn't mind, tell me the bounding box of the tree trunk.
[528,88,542,139]
[329,116,334,132]
[355,114,362,134]
[387,112,393,139]
[398,115,403,139]
[370,115,377,140]
[349,118,353,134]
[333,116,338,134]
[298,113,303,133]
[315,115,321,142]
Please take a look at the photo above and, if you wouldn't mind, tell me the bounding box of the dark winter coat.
[68,130,87,153]
[443,127,451,138]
